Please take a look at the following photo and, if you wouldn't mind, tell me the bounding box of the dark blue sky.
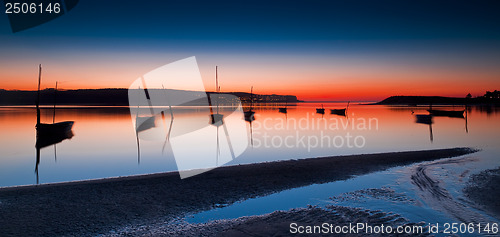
[1,0,499,100]
[2,0,500,41]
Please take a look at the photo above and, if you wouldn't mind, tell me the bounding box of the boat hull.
[36,121,74,148]
[36,121,74,135]
[330,109,346,116]
[427,109,464,118]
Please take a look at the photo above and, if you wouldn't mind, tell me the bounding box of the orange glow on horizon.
[1,56,499,102]
[0,78,497,102]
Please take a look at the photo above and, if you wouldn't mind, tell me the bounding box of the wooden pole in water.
[53,81,58,124]
[36,64,42,126]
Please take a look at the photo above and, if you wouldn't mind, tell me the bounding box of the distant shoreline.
[2,88,499,106]
[373,95,500,106]
[0,88,302,106]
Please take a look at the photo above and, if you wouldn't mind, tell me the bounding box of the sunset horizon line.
[0,86,487,103]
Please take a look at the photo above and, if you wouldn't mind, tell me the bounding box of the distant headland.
[0,88,302,106]
[375,91,500,105]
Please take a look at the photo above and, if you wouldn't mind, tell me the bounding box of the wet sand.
[0,147,476,236]
[464,167,500,217]
[120,206,429,236]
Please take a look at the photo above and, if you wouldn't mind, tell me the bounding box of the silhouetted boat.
[316,104,325,114]
[34,65,74,184]
[35,65,74,137]
[279,100,288,114]
[244,86,256,120]
[427,109,465,118]
[209,66,224,126]
[278,100,288,114]
[208,66,236,166]
[330,102,350,116]
[36,121,74,136]
[330,108,345,116]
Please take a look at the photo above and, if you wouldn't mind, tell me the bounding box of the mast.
[216,66,219,113]
[250,86,253,110]
[53,81,58,123]
[215,66,218,93]
[36,64,42,126]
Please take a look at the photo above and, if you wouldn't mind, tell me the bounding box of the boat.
[279,100,288,114]
[36,122,74,136]
[208,66,235,166]
[35,65,74,137]
[427,109,465,118]
[330,102,350,116]
[244,86,256,120]
[34,65,74,184]
[330,108,346,116]
[209,66,224,126]
[316,104,325,114]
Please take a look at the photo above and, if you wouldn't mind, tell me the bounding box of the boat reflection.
[414,107,468,142]
[279,101,288,114]
[243,86,256,121]
[245,110,255,147]
[415,114,434,142]
[35,130,74,184]
[316,104,325,114]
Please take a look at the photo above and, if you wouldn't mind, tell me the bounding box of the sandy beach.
[0,147,477,236]
[464,167,500,217]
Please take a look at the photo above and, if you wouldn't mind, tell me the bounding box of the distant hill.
[0,89,301,106]
[375,95,498,105]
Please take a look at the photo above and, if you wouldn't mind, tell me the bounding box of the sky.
[0,0,499,101]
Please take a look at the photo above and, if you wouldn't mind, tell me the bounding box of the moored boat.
[316,104,325,114]
[427,109,465,118]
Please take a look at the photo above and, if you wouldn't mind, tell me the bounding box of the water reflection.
[475,105,500,115]
[35,130,74,184]
[330,102,349,117]
[415,114,434,142]
[243,87,256,121]
[34,65,75,184]
[278,101,288,114]
[1,102,500,187]
[413,106,469,142]
[244,109,255,148]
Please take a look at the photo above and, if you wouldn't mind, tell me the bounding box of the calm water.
[0,103,499,188]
